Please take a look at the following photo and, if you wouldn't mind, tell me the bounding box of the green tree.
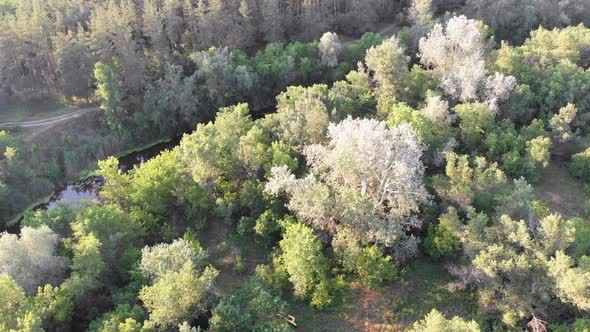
[455,103,496,150]
[572,218,590,258]
[53,28,94,99]
[548,252,590,311]
[365,37,410,115]
[139,261,218,327]
[424,207,462,258]
[447,209,584,325]
[128,150,182,216]
[278,223,330,303]
[98,157,132,209]
[526,136,552,168]
[71,204,141,286]
[191,47,253,108]
[387,102,454,156]
[570,147,590,184]
[265,85,331,151]
[433,153,507,211]
[0,273,28,331]
[0,0,17,14]
[210,277,290,331]
[410,309,480,332]
[332,229,397,289]
[550,103,578,142]
[328,69,375,120]
[87,304,147,332]
[94,62,127,131]
[177,103,272,209]
[67,233,103,295]
[495,26,590,116]
[142,64,202,134]
[140,238,208,282]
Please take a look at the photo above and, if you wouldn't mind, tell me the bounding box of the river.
[5,104,275,233]
[44,137,182,209]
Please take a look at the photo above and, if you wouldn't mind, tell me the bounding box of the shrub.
[569,148,590,183]
[424,207,461,258]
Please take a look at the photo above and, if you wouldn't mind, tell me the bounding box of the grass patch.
[389,259,476,327]
[287,293,354,332]
[256,258,476,331]
[534,160,588,219]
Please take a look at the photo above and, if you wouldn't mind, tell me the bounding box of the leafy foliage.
[410,309,480,332]
[0,226,67,294]
[210,277,290,331]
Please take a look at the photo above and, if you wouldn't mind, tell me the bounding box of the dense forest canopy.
[1,0,590,331]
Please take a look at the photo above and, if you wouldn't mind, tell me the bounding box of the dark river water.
[36,137,182,211]
[6,104,275,233]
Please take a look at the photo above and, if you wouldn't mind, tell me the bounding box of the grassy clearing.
[288,295,355,332]
[388,259,476,328]
[287,259,476,332]
[198,217,270,296]
[534,160,588,219]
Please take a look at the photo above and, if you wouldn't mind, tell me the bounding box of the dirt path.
[0,22,396,129]
[0,106,99,128]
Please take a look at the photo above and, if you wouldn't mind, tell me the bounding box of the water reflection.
[44,137,182,210]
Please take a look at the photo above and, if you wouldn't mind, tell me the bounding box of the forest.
[1,0,590,331]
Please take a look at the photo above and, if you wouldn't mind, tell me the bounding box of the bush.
[310,279,334,309]
[551,318,590,332]
[424,224,460,259]
[354,246,398,289]
[233,251,245,274]
[572,218,590,258]
[311,275,347,310]
[423,207,461,258]
[209,277,290,332]
[569,148,590,183]
[254,209,281,238]
[333,231,397,289]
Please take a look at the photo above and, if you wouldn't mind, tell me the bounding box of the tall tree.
[139,261,218,327]
[94,62,127,131]
[0,226,67,294]
[278,222,329,299]
[365,36,410,115]
[139,238,218,327]
[267,118,429,249]
[52,28,94,99]
[260,0,283,42]
[318,32,342,68]
[419,15,516,112]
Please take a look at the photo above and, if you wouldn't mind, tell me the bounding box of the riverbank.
[2,100,276,231]
[72,136,178,182]
[3,136,181,229]
[5,193,54,227]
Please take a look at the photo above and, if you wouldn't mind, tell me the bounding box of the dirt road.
[0,23,397,130]
[0,106,99,128]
